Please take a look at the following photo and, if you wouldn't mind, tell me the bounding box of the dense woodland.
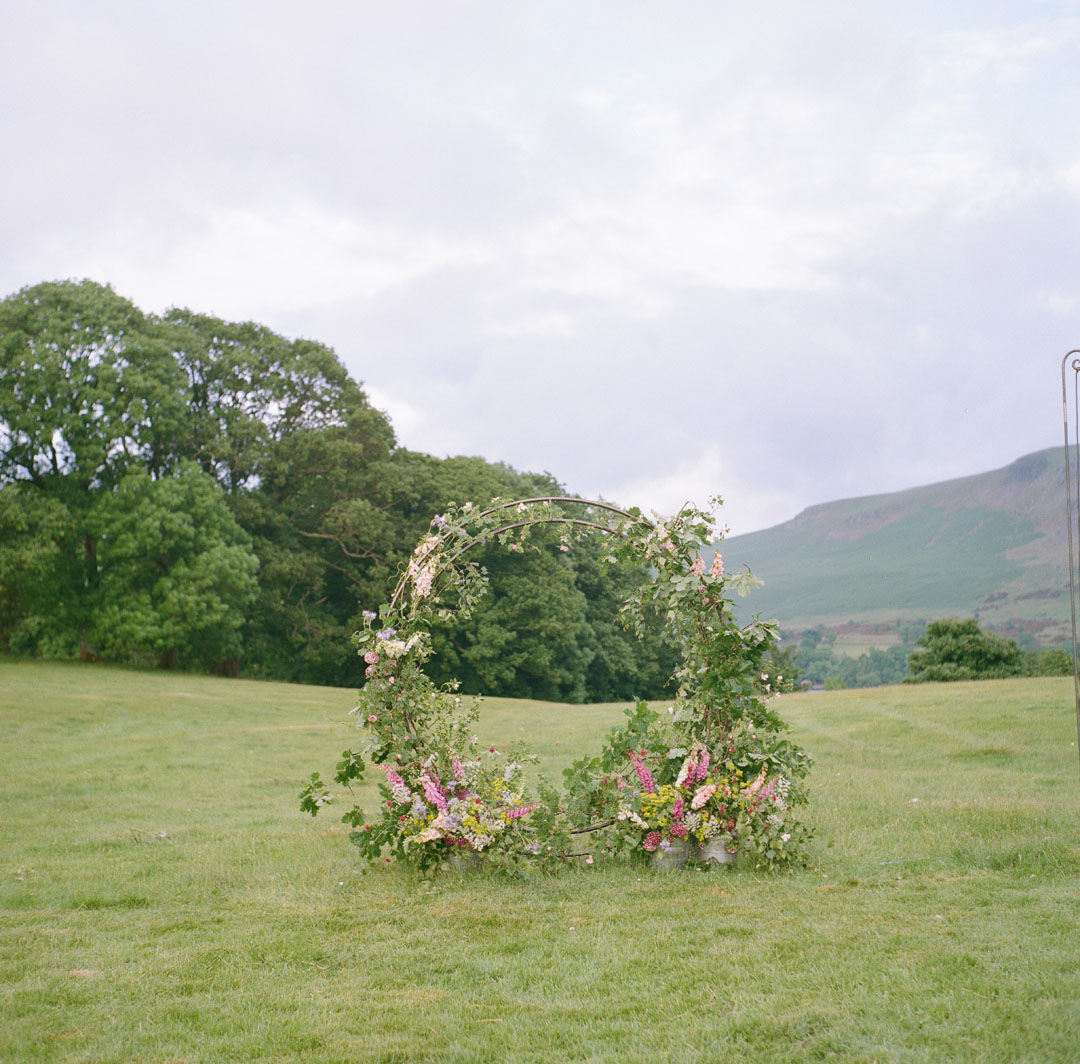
[0,280,678,700]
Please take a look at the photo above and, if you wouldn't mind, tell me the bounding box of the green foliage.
[1024,646,1074,677]
[905,617,1026,683]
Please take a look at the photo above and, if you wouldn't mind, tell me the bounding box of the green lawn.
[2,661,1079,1062]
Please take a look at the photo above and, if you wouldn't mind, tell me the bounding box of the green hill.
[722,446,1073,648]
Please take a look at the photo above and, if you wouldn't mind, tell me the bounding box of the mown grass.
[2,661,1079,1062]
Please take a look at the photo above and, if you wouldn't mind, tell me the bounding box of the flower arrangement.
[300,494,813,873]
[611,727,810,868]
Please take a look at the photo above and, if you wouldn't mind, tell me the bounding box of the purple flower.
[377,628,397,640]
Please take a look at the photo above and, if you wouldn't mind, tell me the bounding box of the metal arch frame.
[1059,352,1080,775]
[387,496,656,613]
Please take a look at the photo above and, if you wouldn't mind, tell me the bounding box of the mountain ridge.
[721,446,1072,648]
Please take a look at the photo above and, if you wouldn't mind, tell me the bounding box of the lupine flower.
[628,750,656,794]
[691,783,716,810]
[710,553,724,578]
[690,555,705,574]
[451,758,464,782]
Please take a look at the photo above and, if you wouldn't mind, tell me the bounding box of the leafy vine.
[300,496,812,872]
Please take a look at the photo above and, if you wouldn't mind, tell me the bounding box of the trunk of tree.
[157,647,180,670]
[79,640,102,663]
[214,656,242,678]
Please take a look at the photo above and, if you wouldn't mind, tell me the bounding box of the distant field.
[2,662,1079,1062]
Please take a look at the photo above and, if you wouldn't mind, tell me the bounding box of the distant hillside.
[722,446,1073,648]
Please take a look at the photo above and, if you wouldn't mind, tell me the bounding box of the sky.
[3,1,1079,535]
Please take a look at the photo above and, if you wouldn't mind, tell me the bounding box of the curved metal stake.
[1060,351,1080,776]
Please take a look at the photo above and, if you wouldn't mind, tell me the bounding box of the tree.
[904,617,1025,683]
[89,464,259,670]
[0,280,395,675]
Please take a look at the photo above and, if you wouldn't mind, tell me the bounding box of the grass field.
[2,661,1079,1063]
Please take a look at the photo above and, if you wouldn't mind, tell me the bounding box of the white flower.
[781,833,791,842]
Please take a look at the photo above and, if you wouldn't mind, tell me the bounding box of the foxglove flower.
[420,769,448,810]
[384,764,413,805]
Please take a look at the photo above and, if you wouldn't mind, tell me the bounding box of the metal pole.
[1060,352,1080,775]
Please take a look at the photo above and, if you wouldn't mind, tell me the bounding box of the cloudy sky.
[3,1,1078,534]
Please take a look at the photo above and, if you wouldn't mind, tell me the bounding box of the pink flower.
[420,769,448,811]
[691,783,715,810]
[383,764,413,805]
[363,651,379,665]
[643,831,662,852]
[663,540,675,553]
[670,822,688,839]
[451,758,464,782]
[710,553,724,578]
[672,797,684,820]
[697,750,710,781]
[690,555,705,574]
[506,803,539,820]
[559,545,569,552]
[628,751,656,794]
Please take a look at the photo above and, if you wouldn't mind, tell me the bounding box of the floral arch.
[301,496,812,872]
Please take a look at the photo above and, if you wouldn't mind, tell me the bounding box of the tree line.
[0,280,677,700]
[768,618,1072,690]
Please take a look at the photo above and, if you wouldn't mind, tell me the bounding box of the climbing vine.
[300,496,812,872]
